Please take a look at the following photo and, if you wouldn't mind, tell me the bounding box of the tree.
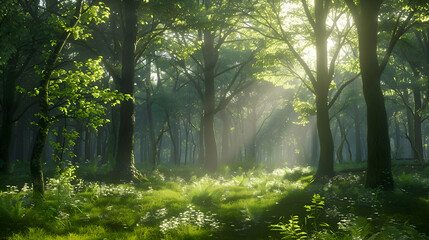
[168,0,261,171]
[0,1,42,173]
[344,0,428,189]
[80,0,184,179]
[28,0,121,200]
[113,0,140,181]
[248,0,358,177]
[386,35,428,164]
[30,0,84,201]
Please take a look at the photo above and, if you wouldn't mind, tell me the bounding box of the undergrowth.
[1,165,428,239]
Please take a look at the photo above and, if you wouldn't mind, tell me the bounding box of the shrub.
[270,194,329,239]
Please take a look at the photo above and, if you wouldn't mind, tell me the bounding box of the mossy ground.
[1,164,428,239]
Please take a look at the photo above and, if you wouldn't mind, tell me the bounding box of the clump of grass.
[186,175,226,208]
[396,172,429,197]
[159,204,221,237]
[270,194,329,239]
[283,166,314,182]
[2,165,429,239]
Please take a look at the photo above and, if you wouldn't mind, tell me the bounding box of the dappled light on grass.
[159,204,221,234]
[1,166,429,239]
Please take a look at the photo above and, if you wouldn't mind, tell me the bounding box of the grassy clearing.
[1,165,429,239]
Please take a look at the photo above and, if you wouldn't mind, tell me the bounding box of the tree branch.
[328,72,360,108]
[301,0,316,31]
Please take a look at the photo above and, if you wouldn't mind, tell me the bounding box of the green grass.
[1,165,429,239]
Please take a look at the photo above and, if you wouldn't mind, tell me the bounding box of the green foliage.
[396,172,429,197]
[76,155,112,180]
[159,204,220,235]
[283,167,314,182]
[292,99,316,126]
[45,166,77,202]
[271,215,308,239]
[0,185,29,222]
[187,175,226,207]
[42,58,127,129]
[2,167,429,239]
[50,128,79,165]
[304,194,329,232]
[270,194,328,239]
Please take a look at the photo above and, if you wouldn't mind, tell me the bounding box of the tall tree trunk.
[405,90,415,158]
[146,95,158,169]
[84,128,91,162]
[97,127,103,158]
[158,133,164,165]
[353,105,363,162]
[394,116,401,160]
[314,0,334,178]
[0,61,17,174]
[108,105,119,159]
[167,114,180,165]
[113,0,140,181]
[140,134,145,163]
[30,0,83,200]
[336,117,346,164]
[184,121,189,165]
[310,117,319,166]
[0,108,14,174]
[221,110,232,164]
[245,110,257,163]
[412,87,424,164]
[356,0,393,189]
[202,30,219,171]
[198,115,204,165]
[246,110,257,163]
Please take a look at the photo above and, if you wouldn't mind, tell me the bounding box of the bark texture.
[113,0,141,182]
[348,0,394,189]
[314,0,334,178]
[202,30,219,171]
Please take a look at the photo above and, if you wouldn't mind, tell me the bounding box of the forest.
[1,0,429,239]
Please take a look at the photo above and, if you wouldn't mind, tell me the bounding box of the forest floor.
[1,162,429,240]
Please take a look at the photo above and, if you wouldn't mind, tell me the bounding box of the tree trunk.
[405,90,415,158]
[0,109,14,174]
[412,87,424,164]
[311,118,319,166]
[97,127,103,158]
[30,113,49,201]
[84,128,91,162]
[202,30,219,171]
[336,117,346,164]
[113,0,140,182]
[314,0,334,178]
[198,115,205,165]
[221,110,232,164]
[30,0,83,200]
[184,121,189,165]
[354,103,363,163]
[108,104,119,160]
[356,0,393,189]
[168,115,180,165]
[394,116,401,159]
[0,60,17,174]
[246,110,257,163]
[146,94,158,169]
[140,135,147,163]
